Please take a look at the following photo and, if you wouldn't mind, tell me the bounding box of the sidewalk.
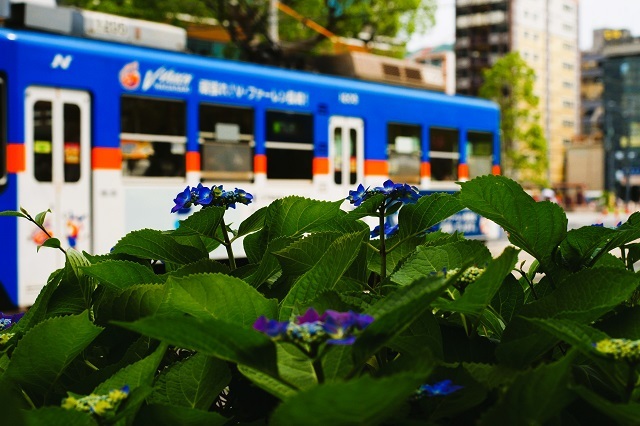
[566,209,634,229]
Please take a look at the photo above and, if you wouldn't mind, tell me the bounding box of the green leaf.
[574,386,640,426]
[111,229,207,264]
[273,232,343,277]
[244,236,295,289]
[11,269,64,333]
[165,258,230,278]
[22,407,98,426]
[497,267,639,366]
[490,273,524,324]
[345,194,385,219]
[5,312,102,403]
[269,374,424,426]
[558,226,614,270]
[94,284,164,323]
[389,310,443,359]
[237,206,267,237]
[397,192,463,237]
[479,351,576,425]
[0,210,27,218]
[279,230,367,320]
[83,260,163,291]
[37,237,61,252]
[321,345,355,383]
[266,196,343,239]
[114,314,278,377]
[523,317,609,358]
[240,343,316,399]
[459,175,567,276]
[148,353,230,409]
[173,205,225,239]
[136,404,228,426]
[158,274,278,326]
[389,240,491,286]
[444,247,519,318]
[598,306,640,339]
[93,342,166,394]
[33,209,52,227]
[353,275,451,365]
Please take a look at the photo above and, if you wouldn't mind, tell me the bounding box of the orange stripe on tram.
[458,163,469,180]
[92,147,122,169]
[364,159,388,176]
[254,154,267,174]
[313,157,329,175]
[421,161,431,178]
[186,151,200,172]
[7,143,25,173]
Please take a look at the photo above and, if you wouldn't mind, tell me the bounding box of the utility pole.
[268,0,279,43]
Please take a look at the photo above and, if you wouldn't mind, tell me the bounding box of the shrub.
[1,175,640,424]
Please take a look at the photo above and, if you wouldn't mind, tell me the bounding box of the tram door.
[19,87,92,306]
[329,116,364,191]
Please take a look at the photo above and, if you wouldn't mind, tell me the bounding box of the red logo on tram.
[119,61,141,90]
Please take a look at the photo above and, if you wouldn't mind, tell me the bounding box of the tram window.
[467,131,493,179]
[33,101,53,182]
[429,128,459,181]
[64,104,81,183]
[265,111,313,180]
[388,123,421,184]
[0,76,5,185]
[199,104,254,181]
[120,96,186,177]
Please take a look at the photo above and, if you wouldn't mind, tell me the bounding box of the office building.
[455,0,579,184]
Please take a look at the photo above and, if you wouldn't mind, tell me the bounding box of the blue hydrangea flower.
[370,223,399,238]
[171,186,193,213]
[416,380,463,397]
[253,308,373,346]
[171,185,253,212]
[322,310,374,345]
[347,184,369,206]
[0,312,24,331]
[347,180,421,209]
[194,183,213,206]
[253,316,289,338]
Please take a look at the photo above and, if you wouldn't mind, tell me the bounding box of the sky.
[407,0,640,52]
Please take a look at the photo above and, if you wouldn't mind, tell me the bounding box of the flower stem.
[312,357,325,384]
[379,206,387,281]
[625,361,638,402]
[220,217,236,270]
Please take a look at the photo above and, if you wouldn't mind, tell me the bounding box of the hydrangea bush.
[1,175,640,424]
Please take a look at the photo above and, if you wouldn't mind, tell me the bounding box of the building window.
[467,132,493,179]
[199,104,254,181]
[563,100,575,108]
[563,62,574,70]
[265,110,313,179]
[563,81,574,88]
[430,128,459,181]
[388,123,421,184]
[120,96,186,178]
[563,120,574,127]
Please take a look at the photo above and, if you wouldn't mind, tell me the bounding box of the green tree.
[479,52,548,187]
[59,0,436,64]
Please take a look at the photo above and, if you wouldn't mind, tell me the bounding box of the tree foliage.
[479,52,548,187]
[60,0,436,65]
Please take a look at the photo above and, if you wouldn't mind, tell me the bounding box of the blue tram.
[0,5,500,306]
